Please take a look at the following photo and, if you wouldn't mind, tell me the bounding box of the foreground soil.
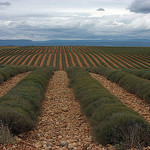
[0,72,29,97]
[90,73,150,124]
[90,73,150,150]
[0,71,115,150]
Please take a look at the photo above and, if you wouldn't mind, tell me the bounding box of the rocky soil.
[1,71,150,149]
[90,73,150,150]
[0,72,29,97]
[90,73,150,124]
[0,71,115,150]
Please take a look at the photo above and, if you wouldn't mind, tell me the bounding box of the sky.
[0,0,150,41]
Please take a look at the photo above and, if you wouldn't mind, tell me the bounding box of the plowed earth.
[0,46,150,69]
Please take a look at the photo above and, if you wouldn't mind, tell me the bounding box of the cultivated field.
[0,46,150,149]
[0,46,150,69]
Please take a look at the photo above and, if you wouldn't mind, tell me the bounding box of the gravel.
[90,73,150,150]
[90,73,150,124]
[0,72,29,97]
[0,71,114,150]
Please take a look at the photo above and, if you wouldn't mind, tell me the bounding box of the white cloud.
[0,0,150,40]
[113,21,125,26]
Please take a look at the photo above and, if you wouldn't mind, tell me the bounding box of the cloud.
[1,12,150,41]
[129,0,150,14]
[0,1,11,6]
[0,0,150,40]
[97,8,105,11]
[113,21,125,26]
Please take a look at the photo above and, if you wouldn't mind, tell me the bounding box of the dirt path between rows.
[64,52,69,68]
[16,55,25,65]
[84,53,97,67]
[117,54,141,68]
[59,47,63,70]
[20,55,31,65]
[90,73,150,124]
[73,52,84,68]
[104,54,127,68]
[46,53,52,66]
[78,52,90,67]
[4,56,15,65]
[0,72,29,97]
[1,71,114,150]
[126,54,148,68]
[53,49,57,67]
[40,54,47,67]
[27,55,36,65]
[111,54,134,68]
[100,54,119,68]
[89,53,101,66]
[33,55,41,66]
[9,56,20,65]
[68,52,76,67]
[95,53,112,68]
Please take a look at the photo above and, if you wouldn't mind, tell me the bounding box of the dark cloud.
[0,0,150,41]
[97,8,105,11]
[0,1,11,6]
[129,0,150,14]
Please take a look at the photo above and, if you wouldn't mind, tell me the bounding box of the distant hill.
[0,39,150,47]
[0,40,34,46]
